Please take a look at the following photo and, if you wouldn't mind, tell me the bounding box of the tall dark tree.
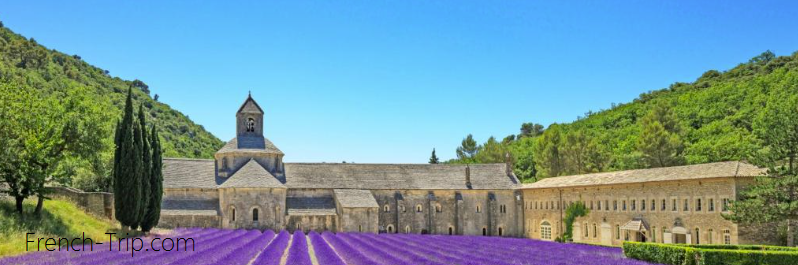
[429,149,440,164]
[141,126,163,233]
[136,104,151,228]
[519,122,544,138]
[114,87,143,229]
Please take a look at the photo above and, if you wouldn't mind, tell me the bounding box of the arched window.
[498,227,504,236]
[230,206,236,222]
[652,226,657,242]
[448,227,454,235]
[384,204,390,213]
[615,225,620,240]
[593,223,597,238]
[540,221,552,240]
[708,229,713,244]
[584,223,589,237]
[252,208,259,222]
[246,118,255,132]
[435,204,442,213]
[359,225,363,232]
[695,228,700,244]
[482,227,488,236]
[387,225,394,233]
[405,226,411,234]
[416,204,423,212]
[476,205,482,213]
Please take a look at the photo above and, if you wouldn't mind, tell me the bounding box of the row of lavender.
[1,228,655,265]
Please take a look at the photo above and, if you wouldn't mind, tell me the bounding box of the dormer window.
[247,118,255,132]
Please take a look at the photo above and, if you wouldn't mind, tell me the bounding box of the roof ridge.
[283,162,505,166]
[164,157,214,161]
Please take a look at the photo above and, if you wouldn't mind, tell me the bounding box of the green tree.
[141,126,163,233]
[519,122,544,138]
[725,94,798,246]
[563,201,589,242]
[637,102,684,168]
[474,136,509,163]
[429,148,440,164]
[509,137,537,182]
[136,104,151,229]
[456,134,479,162]
[114,87,143,229]
[533,124,565,178]
[0,83,110,214]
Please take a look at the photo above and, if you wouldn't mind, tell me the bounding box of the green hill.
[449,50,798,182]
[0,24,223,190]
[0,198,117,257]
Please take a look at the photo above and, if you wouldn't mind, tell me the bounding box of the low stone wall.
[158,214,220,228]
[47,186,114,220]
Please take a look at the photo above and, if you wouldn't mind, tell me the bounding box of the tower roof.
[237,94,264,114]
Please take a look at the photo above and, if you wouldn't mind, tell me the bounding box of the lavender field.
[0,228,654,265]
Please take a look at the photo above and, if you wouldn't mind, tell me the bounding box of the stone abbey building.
[160,95,524,236]
[160,95,771,246]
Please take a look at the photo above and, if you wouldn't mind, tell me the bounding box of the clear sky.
[2,1,797,163]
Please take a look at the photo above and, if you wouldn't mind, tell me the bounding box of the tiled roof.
[219,159,285,188]
[161,198,218,216]
[237,95,264,114]
[216,137,284,155]
[163,158,518,190]
[521,161,766,189]
[284,163,518,190]
[287,208,337,216]
[162,158,219,189]
[334,189,378,208]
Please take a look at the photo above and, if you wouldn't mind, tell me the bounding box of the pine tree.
[637,102,684,168]
[141,126,163,233]
[136,104,151,228]
[114,87,142,229]
[429,149,440,164]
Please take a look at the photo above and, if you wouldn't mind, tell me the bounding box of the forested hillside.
[448,50,798,182]
[0,24,223,190]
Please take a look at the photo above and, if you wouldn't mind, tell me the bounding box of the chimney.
[465,164,472,189]
[505,152,513,177]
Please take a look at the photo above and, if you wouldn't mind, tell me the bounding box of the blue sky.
[2,1,797,163]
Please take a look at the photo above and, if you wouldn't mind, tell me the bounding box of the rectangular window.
[684,199,689,211]
[662,199,666,211]
[623,200,627,211]
[613,200,618,211]
[542,226,552,240]
[724,230,731,245]
[709,199,715,212]
[642,200,646,211]
[615,225,620,240]
[631,200,636,211]
[652,200,656,211]
[605,200,609,211]
[696,199,702,211]
[597,201,602,210]
[590,201,594,210]
[672,199,677,211]
[584,223,589,237]
[722,198,730,212]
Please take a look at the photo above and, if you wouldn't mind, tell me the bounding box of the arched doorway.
[387,225,394,234]
[421,229,428,235]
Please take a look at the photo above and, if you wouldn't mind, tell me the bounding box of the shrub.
[623,242,798,265]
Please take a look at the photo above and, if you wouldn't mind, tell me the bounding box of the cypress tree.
[114,87,142,229]
[141,126,163,232]
[130,115,144,230]
[136,104,151,229]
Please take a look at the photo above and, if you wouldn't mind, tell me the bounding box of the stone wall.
[159,214,220,228]
[521,177,756,246]
[47,186,114,220]
[218,187,286,229]
[372,189,522,237]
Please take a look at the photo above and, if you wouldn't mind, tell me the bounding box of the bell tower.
[236,92,264,138]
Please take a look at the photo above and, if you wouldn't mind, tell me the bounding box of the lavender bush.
[0,228,658,265]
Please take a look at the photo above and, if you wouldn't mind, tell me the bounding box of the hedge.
[623,242,798,265]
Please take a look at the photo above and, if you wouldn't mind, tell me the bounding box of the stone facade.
[159,95,522,237]
[519,162,772,246]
